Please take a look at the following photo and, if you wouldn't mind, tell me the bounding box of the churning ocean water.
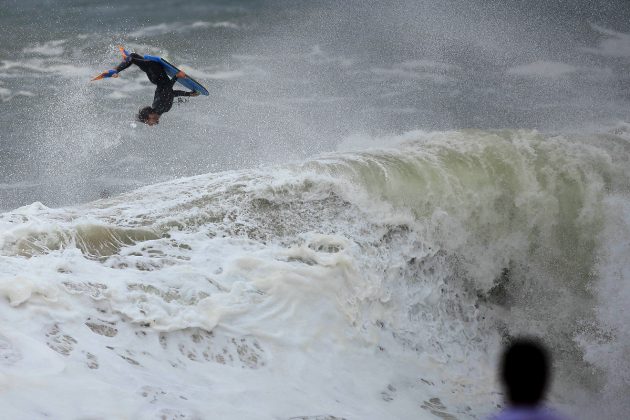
[1,1,630,419]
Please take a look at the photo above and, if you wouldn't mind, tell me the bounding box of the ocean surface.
[1,1,630,418]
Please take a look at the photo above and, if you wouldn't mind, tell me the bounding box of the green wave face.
[314,130,613,285]
[3,225,161,259]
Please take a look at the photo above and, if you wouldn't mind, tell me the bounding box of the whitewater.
[2,129,630,418]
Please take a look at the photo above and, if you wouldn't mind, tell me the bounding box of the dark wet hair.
[137,106,155,124]
[501,338,550,406]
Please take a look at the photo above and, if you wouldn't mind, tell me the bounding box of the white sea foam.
[1,130,629,418]
[107,91,130,99]
[575,193,630,417]
[584,24,630,57]
[0,181,41,190]
[0,87,35,102]
[507,61,578,78]
[0,59,92,78]
[307,45,355,68]
[129,21,240,38]
[370,60,457,83]
[186,68,246,80]
[23,40,66,57]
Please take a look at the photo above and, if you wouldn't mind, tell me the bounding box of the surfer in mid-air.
[92,47,201,126]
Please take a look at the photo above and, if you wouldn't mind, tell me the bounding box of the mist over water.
[1,1,630,419]
[1,0,629,208]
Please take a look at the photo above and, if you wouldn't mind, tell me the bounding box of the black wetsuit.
[115,53,194,114]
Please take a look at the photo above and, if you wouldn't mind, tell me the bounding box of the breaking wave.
[1,129,629,418]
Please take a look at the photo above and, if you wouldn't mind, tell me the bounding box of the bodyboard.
[144,55,209,96]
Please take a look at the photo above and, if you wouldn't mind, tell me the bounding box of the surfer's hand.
[91,69,118,81]
[175,71,186,78]
[190,91,200,97]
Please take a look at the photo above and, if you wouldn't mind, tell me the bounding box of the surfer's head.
[137,106,160,126]
[500,338,550,407]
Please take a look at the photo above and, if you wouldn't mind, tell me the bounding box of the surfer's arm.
[114,53,141,73]
[114,61,132,73]
[92,55,135,81]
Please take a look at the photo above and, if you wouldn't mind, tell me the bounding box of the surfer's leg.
[129,54,170,86]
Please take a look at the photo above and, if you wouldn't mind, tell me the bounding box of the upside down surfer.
[93,48,200,126]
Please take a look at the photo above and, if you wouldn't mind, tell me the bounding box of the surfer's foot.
[175,70,186,78]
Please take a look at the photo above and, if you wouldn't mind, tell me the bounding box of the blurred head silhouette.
[501,338,550,407]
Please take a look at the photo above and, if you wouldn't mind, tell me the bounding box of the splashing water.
[2,130,630,418]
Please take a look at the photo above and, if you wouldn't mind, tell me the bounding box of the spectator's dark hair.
[501,338,550,406]
[137,106,154,123]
